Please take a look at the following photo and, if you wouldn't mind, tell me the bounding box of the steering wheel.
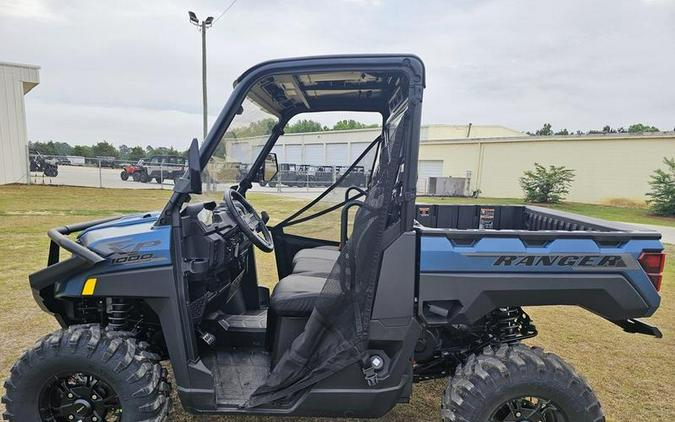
[223,188,274,252]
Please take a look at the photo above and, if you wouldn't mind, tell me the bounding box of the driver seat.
[291,245,339,276]
[270,273,326,316]
[268,273,326,363]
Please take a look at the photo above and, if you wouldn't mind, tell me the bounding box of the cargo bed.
[414,204,664,327]
[415,204,662,242]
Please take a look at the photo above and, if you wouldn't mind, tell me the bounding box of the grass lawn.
[1,185,673,422]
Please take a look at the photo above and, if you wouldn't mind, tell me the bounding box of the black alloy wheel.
[489,396,567,422]
[38,372,121,421]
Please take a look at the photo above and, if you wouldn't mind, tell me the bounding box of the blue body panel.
[56,213,172,297]
[419,234,663,314]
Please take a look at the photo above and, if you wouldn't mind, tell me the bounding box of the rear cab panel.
[415,204,663,326]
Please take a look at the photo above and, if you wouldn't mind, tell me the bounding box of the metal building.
[228,124,521,169]
[0,62,40,185]
[228,123,675,203]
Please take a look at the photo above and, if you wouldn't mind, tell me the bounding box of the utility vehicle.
[267,162,298,187]
[29,149,59,177]
[136,155,187,183]
[3,55,665,422]
[119,160,143,181]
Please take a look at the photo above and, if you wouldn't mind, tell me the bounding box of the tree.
[71,145,94,158]
[554,128,569,135]
[332,119,378,131]
[92,141,118,158]
[646,157,675,216]
[535,123,553,136]
[519,163,575,203]
[226,118,277,138]
[286,119,325,133]
[118,144,130,159]
[128,146,146,161]
[628,123,659,133]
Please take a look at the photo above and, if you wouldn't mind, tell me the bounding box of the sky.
[1,0,674,149]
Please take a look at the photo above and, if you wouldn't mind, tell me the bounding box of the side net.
[247,106,409,407]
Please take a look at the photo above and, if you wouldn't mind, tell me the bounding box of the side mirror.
[174,138,202,194]
[261,153,278,182]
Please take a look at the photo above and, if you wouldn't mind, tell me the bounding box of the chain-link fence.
[26,150,474,198]
[26,152,373,194]
[27,152,185,190]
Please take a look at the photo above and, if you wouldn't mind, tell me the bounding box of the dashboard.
[180,201,253,314]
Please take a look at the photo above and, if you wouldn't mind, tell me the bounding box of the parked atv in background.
[5,55,666,422]
[314,165,335,187]
[336,165,367,188]
[120,159,143,181]
[29,149,59,177]
[135,155,186,183]
[268,162,298,187]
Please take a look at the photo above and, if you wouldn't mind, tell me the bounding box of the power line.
[213,0,238,23]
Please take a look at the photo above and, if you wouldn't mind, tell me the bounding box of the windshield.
[202,96,279,192]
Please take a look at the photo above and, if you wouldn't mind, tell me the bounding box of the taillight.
[638,252,666,291]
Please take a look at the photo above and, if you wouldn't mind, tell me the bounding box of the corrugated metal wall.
[226,124,675,204]
[419,134,675,203]
[0,62,39,185]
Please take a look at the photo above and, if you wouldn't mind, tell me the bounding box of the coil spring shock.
[107,298,131,331]
[491,307,537,343]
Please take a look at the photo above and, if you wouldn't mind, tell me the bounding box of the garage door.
[285,145,302,164]
[326,143,349,166]
[271,145,283,161]
[350,142,376,166]
[229,143,248,163]
[251,145,263,164]
[304,144,324,165]
[417,160,443,194]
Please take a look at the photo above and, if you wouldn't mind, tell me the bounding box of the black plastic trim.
[47,216,120,264]
[418,272,655,325]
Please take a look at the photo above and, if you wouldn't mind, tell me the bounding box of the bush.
[646,157,675,216]
[519,163,575,203]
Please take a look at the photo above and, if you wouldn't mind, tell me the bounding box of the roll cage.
[159,54,425,228]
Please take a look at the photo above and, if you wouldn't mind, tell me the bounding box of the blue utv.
[3,55,665,422]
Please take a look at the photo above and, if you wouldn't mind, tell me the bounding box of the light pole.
[188,11,214,142]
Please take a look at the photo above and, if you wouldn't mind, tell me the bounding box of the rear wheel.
[441,343,604,422]
[2,324,170,422]
[139,172,149,183]
[132,172,141,181]
[44,166,58,177]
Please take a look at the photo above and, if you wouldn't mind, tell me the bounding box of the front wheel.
[441,343,604,422]
[1,324,170,422]
[120,170,129,180]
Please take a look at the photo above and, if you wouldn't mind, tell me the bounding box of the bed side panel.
[418,234,662,324]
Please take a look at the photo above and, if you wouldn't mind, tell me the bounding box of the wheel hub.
[490,396,567,422]
[72,398,93,417]
[39,372,121,422]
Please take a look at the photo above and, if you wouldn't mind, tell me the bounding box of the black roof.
[233,54,425,117]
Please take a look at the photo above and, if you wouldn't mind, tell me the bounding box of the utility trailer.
[3,55,665,422]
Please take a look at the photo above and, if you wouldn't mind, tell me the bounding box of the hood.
[77,213,171,268]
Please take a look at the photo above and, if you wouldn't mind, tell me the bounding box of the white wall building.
[0,62,40,185]
[227,124,522,168]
